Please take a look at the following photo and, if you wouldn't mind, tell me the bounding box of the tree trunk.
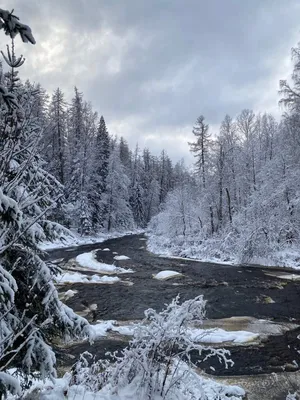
[210,205,215,234]
[226,187,232,224]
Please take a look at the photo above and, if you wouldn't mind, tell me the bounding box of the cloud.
[4,0,300,163]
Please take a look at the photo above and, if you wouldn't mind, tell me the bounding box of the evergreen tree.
[89,115,110,230]
[106,146,134,231]
[0,15,90,396]
[44,88,67,185]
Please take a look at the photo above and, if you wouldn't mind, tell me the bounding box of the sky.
[5,0,300,164]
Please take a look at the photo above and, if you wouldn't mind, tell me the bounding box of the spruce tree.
[89,115,110,230]
[0,13,90,396]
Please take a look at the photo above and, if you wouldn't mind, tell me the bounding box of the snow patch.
[55,272,120,284]
[114,255,130,260]
[153,270,183,280]
[90,320,136,339]
[188,327,259,344]
[64,289,77,299]
[265,272,300,280]
[76,252,133,274]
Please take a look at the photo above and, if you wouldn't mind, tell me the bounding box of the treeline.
[33,86,188,233]
[150,44,300,266]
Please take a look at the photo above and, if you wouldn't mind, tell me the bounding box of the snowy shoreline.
[39,229,144,251]
[147,233,300,270]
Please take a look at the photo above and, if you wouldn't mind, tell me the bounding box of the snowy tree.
[43,88,67,185]
[0,14,91,397]
[158,150,174,204]
[105,146,134,231]
[189,116,212,189]
[89,115,111,230]
[119,136,131,170]
[71,296,238,400]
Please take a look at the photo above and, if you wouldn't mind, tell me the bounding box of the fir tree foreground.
[0,9,91,397]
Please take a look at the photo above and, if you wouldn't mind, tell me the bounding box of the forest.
[0,6,300,400]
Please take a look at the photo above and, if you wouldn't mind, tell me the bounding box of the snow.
[90,320,136,338]
[265,272,300,280]
[102,248,110,251]
[90,320,258,344]
[39,230,143,251]
[188,327,259,344]
[114,255,130,260]
[153,270,183,280]
[7,372,245,400]
[55,272,120,284]
[90,320,116,337]
[148,232,300,271]
[64,289,77,298]
[76,251,133,274]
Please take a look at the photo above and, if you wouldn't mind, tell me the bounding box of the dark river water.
[47,233,300,377]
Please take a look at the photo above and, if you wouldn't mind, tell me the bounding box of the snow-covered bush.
[72,296,241,400]
[286,393,298,400]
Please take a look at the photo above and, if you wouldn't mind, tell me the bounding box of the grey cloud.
[5,0,300,162]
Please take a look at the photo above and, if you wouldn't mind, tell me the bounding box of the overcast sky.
[6,0,300,163]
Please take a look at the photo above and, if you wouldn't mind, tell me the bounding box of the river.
[47,233,300,399]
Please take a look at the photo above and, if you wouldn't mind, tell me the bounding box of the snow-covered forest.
[1,5,300,400]
[149,63,300,268]
[36,88,180,234]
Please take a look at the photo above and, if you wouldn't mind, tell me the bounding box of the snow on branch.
[0,9,35,44]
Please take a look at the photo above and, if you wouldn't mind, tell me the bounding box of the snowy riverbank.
[147,232,300,270]
[39,229,144,251]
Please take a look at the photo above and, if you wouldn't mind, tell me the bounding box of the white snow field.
[55,271,120,284]
[153,270,183,280]
[114,255,130,260]
[76,251,134,274]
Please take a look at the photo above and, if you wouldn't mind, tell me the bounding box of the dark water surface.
[48,234,300,376]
